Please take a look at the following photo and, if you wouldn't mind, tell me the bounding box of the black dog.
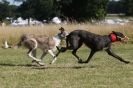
[57,29,130,64]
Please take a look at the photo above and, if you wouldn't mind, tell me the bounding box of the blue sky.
[0,0,22,5]
[0,0,14,4]
[7,0,22,5]
[7,0,14,4]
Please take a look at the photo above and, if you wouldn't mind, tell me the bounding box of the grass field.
[0,24,133,88]
[0,44,133,88]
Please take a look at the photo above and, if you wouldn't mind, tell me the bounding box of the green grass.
[0,44,133,88]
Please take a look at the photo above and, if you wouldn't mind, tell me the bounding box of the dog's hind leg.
[31,49,37,63]
[27,40,41,62]
[27,48,41,62]
[30,49,44,66]
[36,52,47,66]
[83,50,95,63]
[40,52,47,60]
[32,49,36,57]
[105,48,130,64]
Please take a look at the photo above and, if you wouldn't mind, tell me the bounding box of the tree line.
[0,0,133,22]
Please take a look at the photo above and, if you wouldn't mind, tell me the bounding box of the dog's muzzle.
[117,36,129,42]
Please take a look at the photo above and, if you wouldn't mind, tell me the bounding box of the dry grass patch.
[0,24,133,45]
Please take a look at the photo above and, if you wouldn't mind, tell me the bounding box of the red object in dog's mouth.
[110,33,117,42]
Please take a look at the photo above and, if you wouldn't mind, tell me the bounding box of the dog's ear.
[59,27,65,31]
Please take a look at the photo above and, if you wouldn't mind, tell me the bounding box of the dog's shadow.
[33,65,88,70]
[0,63,96,69]
[0,63,36,67]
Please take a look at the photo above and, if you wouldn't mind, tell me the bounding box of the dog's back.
[18,34,55,50]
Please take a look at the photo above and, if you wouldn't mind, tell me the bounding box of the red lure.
[110,33,117,42]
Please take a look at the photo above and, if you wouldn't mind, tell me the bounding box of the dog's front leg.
[55,46,61,57]
[72,50,82,63]
[105,48,130,64]
[82,50,95,63]
[48,50,57,64]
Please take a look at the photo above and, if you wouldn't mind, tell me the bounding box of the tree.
[17,0,34,18]
[122,0,133,16]
[17,0,58,22]
[0,0,17,21]
[17,0,109,22]
[91,0,109,20]
[33,0,57,21]
[59,0,109,22]
[107,0,126,14]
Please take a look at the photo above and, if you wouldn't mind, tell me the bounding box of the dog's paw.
[78,59,83,63]
[83,61,88,63]
[124,61,130,64]
[38,62,45,66]
[60,47,67,52]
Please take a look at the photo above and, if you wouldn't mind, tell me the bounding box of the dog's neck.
[53,35,61,46]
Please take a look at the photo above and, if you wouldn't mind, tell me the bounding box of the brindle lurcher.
[13,27,68,65]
